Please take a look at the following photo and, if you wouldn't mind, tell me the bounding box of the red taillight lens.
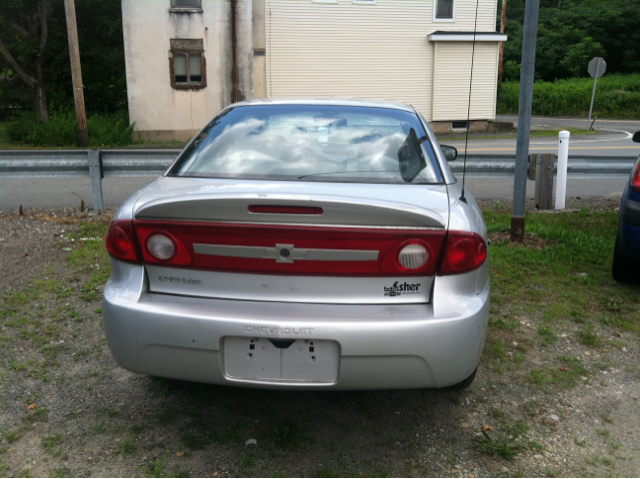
[106,220,140,263]
[248,205,323,215]
[631,159,640,194]
[132,220,446,276]
[438,231,487,276]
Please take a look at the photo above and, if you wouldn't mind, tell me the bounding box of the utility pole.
[510,0,540,242]
[63,0,88,147]
[498,0,507,89]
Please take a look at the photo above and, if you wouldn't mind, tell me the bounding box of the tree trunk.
[32,81,49,123]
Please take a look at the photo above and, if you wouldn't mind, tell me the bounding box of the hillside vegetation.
[497,74,640,119]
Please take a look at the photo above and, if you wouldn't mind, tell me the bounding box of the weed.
[474,436,522,460]
[29,406,49,422]
[19,467,31,478]
[528,440,545,451]
[608,441,622,454]
[180,430,212,451]
[538,325,558,346]
[72,349,91,361]
[602,413,613,424]
[99,406,121,417]
[579,330,602,348]
[270,420,312,449]
[9,360,26,371]
[596,429,611,439]
[41,434,64,456]
[142,458,166,478]
[51,467,72,478]
[130,423,147,435]
[503,421,528,438]
[118,438,135,457]
[489,317,521,331]
[87,422,107,434]
[240,452,256,468]
[574,437,587,447]
[154,406,178,424]
[3,429,21,443]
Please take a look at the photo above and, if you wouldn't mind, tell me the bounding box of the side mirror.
[440,145,457,161]
[633,132,640,143]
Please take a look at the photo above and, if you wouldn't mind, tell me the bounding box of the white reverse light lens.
[398,244,428,269]
[147,234,175,260]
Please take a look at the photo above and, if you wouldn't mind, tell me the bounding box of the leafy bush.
[497,74,640,119]
[6,110,133,147]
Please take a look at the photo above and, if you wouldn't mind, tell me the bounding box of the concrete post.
[252,0,267,98]
[235,0,254,101]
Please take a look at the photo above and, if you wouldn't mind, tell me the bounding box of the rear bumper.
[103,260,489,390]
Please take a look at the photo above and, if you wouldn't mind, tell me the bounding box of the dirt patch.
[0,205,639,478]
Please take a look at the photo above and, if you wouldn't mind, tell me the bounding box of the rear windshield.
[168,105,444,184]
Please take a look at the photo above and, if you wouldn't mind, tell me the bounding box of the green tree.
[0,0,54,122]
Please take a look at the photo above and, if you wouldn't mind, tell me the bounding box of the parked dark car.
[612,131,640,282]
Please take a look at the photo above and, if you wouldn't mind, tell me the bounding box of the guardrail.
[0,149,635,210]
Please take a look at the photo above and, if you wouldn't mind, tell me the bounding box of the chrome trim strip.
[135,218,443,231]
[193,243,379,263]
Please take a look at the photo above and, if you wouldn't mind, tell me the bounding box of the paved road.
[439,115,640,157]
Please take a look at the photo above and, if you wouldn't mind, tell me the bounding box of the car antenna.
[460,0,481,205]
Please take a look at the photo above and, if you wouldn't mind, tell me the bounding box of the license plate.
[224,337,339,382]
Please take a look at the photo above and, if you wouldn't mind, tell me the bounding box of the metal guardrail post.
[88,149,104,211]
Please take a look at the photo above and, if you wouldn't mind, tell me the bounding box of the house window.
[170,39,206,89]
[172,0,201,7]
[435,0,454,20]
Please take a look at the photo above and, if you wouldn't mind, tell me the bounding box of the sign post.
[587,57,606,129]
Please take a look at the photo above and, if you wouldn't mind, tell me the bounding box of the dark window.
[451,121,468,130]
[172,0,201,7]
[170,39,206,89]
[436,0,454,19]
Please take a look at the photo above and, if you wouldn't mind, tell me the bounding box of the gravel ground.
[0,200,639,478]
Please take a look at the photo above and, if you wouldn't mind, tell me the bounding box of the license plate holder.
[224,337,339,382]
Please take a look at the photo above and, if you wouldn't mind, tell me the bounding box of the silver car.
[103,99,489,390]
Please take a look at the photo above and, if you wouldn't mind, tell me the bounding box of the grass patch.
[6,110,133,148]
[529,356,589,389]
[41,434,64,456]
[538,325,558,347]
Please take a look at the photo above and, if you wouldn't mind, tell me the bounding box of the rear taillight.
[105,220,140,263]
[438,231,487,276]
[135,228,192,265]
[131,220,446,276]
[631,159,640,194]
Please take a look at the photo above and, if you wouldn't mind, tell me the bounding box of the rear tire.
[612,236,639,283]
[450,367,477,390]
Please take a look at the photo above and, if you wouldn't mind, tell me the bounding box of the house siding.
[432,41,499,121]
[265,0,499,122]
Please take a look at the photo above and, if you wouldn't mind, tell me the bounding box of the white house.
[122,0,507,141]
